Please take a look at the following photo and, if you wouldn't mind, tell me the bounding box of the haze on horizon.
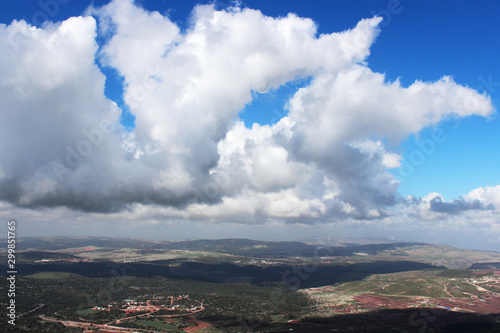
[0,0,499,251]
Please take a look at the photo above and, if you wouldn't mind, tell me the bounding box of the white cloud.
[463,185,500,209]
[0,0,496,251]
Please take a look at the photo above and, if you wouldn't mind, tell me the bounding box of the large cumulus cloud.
[0,0,496,228]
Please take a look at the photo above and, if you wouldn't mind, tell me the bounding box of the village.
[33,258,94,264]
[466,272,500,295]
[40,294,211,333]
[91,295,204,314]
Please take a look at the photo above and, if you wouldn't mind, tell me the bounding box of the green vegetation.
[0,273,314,332]
[437,269,477,278]
[74,308,98,315]
[25,272,74,279]
[136,320,183,331]
[320,269,489,298]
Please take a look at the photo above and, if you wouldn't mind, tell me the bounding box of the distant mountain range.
[3,236,424,257]
[2,236,499,269]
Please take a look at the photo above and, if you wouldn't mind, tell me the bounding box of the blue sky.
[0,0,499,249]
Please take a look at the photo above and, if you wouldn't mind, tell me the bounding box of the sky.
[0,0,499,250]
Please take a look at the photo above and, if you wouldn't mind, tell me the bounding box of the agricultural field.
[304,269,500,316]
[24,272,75,279]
